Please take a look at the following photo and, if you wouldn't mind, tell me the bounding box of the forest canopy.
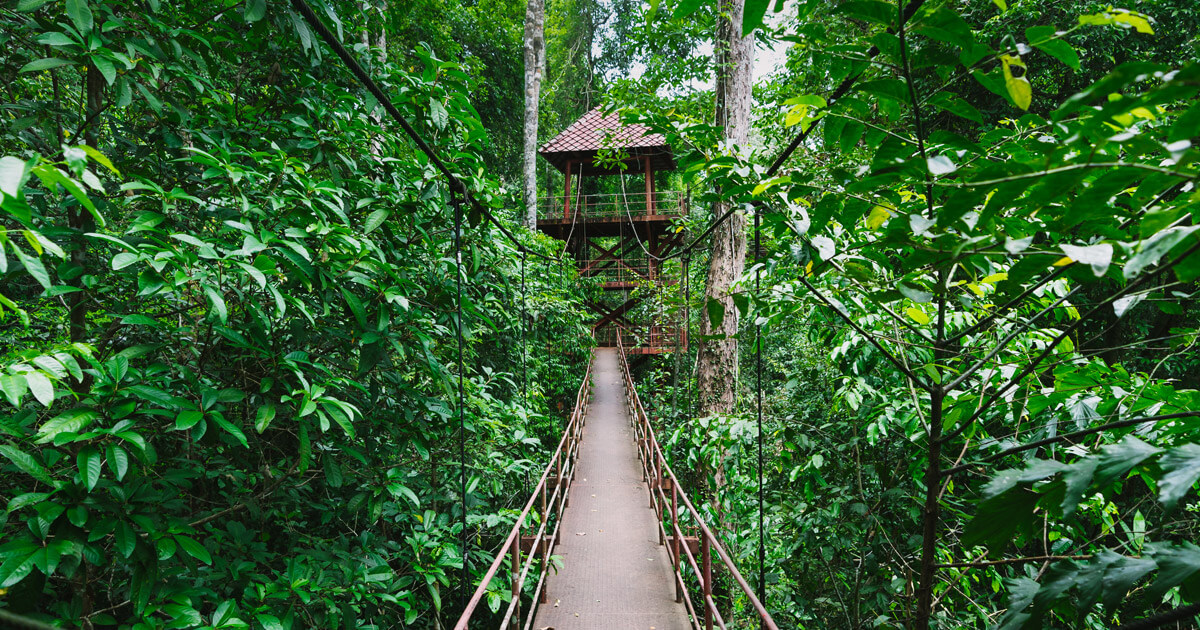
[1,0,1200,628]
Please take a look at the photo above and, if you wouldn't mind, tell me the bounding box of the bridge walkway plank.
[531,348,691,630]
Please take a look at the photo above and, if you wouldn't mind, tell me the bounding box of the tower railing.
[537,190,686,222]
[594,323,684,351]
[580,259,653,285]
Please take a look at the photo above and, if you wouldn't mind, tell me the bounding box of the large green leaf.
[963,487,1039,551]
[673,0,703,19]
[36,408,99,443]
[18,57,78,73]
[255,404,276,433]
[16,0,54,11]
[10,243,51,289]
[0,156,30,199]
[78,447,101,491]
[0,445,54,485]
[982,459,1068,498]
[65,0,93,33]
[1125,226,1200,279]
[175,535,212,565]
[175,410,204,431]
[1157,443,1200,510]
[1000,55,1032,110]
[927,92,983,123]
[1094,436,1161,488]
[1025,26,1080,71]
[833,0,894,26]
[244,0,266,22]
[212,413,248,447]
[743,0,771,35]
[24,371,54,407]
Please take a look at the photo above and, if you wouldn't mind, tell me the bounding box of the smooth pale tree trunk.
[361,1,387,158]
[697,0,753,418]
[523,0,546,228]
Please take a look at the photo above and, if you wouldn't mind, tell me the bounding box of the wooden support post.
[563,160,573,218]
[539,530,549,604]
[656,474,666,544]
[644,155,653,215]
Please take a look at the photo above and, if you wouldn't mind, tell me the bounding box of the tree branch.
[940,238,1200,444]
[795,272,931,390]
[935,554,1092,569]
[936,162,1197,189]
[940,411,1200,477]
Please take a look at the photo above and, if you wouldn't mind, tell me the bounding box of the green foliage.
[0,1,587,627]
[622,0,1200,627]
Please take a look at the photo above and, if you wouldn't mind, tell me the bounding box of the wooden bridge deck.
[532,348,691,629]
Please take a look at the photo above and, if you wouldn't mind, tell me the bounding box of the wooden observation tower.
[536,108,686,354]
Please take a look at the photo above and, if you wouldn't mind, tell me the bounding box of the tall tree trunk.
[361,1,387,159]
[696,0,753,417]
[522,0,546,228]
[69,63,104,390]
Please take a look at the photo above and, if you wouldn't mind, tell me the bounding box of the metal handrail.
[595,323,684,350]
[615,334,780,630]
[453,355,594,630]
[537,190,686,221]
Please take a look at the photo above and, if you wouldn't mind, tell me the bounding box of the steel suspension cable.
[287,0,557,263]
[521,250,530,494]
[632,0,930,266]
[754,204,766,619]
[683,253,692,425]
[452,189,468,609]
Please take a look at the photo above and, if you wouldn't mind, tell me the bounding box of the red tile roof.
[539,108,674,174]
[540,108,668,154]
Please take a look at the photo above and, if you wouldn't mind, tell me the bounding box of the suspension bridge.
[454,339,777,629]
[282,4,787,626]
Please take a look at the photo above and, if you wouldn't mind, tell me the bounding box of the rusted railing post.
[510,534,521,630]
[539,529,549,605]
[649,434,657,510]
[672,483,682,603]
[703,536,713,630]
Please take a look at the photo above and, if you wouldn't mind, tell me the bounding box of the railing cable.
[453,187,470,609]
[287,0,558,263]
[521,249,530,494]
[617,336,781,629]
[684,252,693,425]
[754,203,766,620]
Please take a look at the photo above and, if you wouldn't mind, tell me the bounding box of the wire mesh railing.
[538,190,686,221]
[616,334,780,630]
[594,323,683,350]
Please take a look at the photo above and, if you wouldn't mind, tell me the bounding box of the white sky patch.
[616,6,792,95]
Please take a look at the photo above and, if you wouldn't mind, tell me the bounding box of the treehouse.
[536,108,686,354]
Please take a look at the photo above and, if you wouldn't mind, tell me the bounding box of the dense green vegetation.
[0,1,592,627]
[2,0,1200,628]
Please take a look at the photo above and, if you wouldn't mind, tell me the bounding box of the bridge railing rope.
[616,334,781,630]
[453,357,593,630]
